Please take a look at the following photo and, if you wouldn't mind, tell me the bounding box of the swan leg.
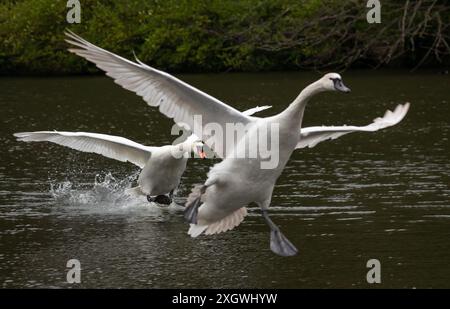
[184,185,206,224]
[262,209,298,257]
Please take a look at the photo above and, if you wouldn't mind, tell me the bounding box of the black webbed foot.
[147,194,172,205]
[154,194,172,205]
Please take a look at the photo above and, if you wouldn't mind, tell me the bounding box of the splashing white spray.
[49,171,148,210]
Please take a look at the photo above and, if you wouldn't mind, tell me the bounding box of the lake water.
[0,71,449,288]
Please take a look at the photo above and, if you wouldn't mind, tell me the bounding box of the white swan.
[13,106,270,205]
[14,131,202,204]
[65,31,410,256]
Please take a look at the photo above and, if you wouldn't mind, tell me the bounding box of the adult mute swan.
[14,132,203,204]
[64,31,410,256]
[13,106,270,205]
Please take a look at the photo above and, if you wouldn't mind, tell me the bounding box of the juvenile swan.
[64,31,409,256]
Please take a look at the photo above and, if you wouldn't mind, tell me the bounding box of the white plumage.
[14,131,192,197]
[14,105,269,198]
[66,30,251,158]
[64,32,410,256]
[296,103,410,149]
[14,131,153,168]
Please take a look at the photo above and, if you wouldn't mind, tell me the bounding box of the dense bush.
[0,0,449,74]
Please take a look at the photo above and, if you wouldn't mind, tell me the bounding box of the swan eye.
[330,77,342,86]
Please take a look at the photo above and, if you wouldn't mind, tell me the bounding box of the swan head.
[321,73,351,93]
[185,135,206,159]
[193,140,206,159]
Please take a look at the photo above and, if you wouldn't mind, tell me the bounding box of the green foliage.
[0,0,448,74]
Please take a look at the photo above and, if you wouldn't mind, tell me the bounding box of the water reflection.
[0,71,449,288]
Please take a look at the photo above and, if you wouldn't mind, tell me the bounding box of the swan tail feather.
[204,207,248,235]
[187,207,248,237]
[188,224,208,238]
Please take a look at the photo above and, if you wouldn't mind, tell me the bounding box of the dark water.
[0,71,449,288]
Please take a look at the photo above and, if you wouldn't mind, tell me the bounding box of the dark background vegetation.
[0,0,449,74]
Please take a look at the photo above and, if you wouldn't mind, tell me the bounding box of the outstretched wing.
[241,105,272,116]
[65,30,252,158]
[14,131,154,168]
[296,103,410,149]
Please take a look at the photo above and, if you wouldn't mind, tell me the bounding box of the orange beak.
[198,147,206,159]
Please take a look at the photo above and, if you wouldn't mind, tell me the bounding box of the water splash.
[48,171,184,216]
[51,171,135,201]
[48,171,174,214]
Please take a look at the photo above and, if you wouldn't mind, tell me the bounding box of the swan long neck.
[170,145,185,158]
[172,134,198,155]
[282,80,325,121]
[184,139,196,154]
[170,140,192,158]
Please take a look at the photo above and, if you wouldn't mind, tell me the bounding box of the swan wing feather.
[14,131,153,168]
[65,30,252,157]
[296,103,410,149]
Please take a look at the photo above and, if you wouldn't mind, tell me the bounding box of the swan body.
[64,31,410,255]
[137,145,189,196]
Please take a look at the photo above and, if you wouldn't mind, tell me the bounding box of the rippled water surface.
[0,71,449,288]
